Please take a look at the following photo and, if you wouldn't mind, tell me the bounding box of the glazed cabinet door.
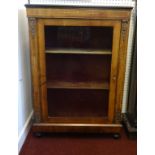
[37,19,121,124]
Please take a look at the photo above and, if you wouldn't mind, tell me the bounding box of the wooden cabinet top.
[25,4,132,20]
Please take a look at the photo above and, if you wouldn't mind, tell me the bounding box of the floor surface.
[20,128,137,155]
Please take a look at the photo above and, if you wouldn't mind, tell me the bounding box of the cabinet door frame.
[37,18,121,124]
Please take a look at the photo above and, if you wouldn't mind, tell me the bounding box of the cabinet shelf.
[46,81,109,90]
[46,48,112,55]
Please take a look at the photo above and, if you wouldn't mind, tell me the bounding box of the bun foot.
[33,132,42,137]
[113,133,121,139]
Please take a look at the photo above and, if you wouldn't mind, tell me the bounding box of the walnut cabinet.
[25,5,132,135]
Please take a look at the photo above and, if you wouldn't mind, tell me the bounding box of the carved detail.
[34,112,41,123]
[32,91,41,123]
[121,19,129,41]
[29,17,37,37]
[115,111,122,123]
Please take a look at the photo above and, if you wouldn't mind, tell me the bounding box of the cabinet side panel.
[115,19,131,123]
[28,17,41,123]
[108,22,121,123]
[37,19,48,122]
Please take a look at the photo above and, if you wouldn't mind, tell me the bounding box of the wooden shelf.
[46,81,109,90]
[46,48,112,55]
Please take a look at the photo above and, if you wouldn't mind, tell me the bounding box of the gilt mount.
[28,17,37,37]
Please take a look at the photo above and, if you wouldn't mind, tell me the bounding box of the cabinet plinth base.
[32,123,122,134]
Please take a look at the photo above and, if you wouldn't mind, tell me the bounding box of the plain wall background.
[18,0,33,151]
